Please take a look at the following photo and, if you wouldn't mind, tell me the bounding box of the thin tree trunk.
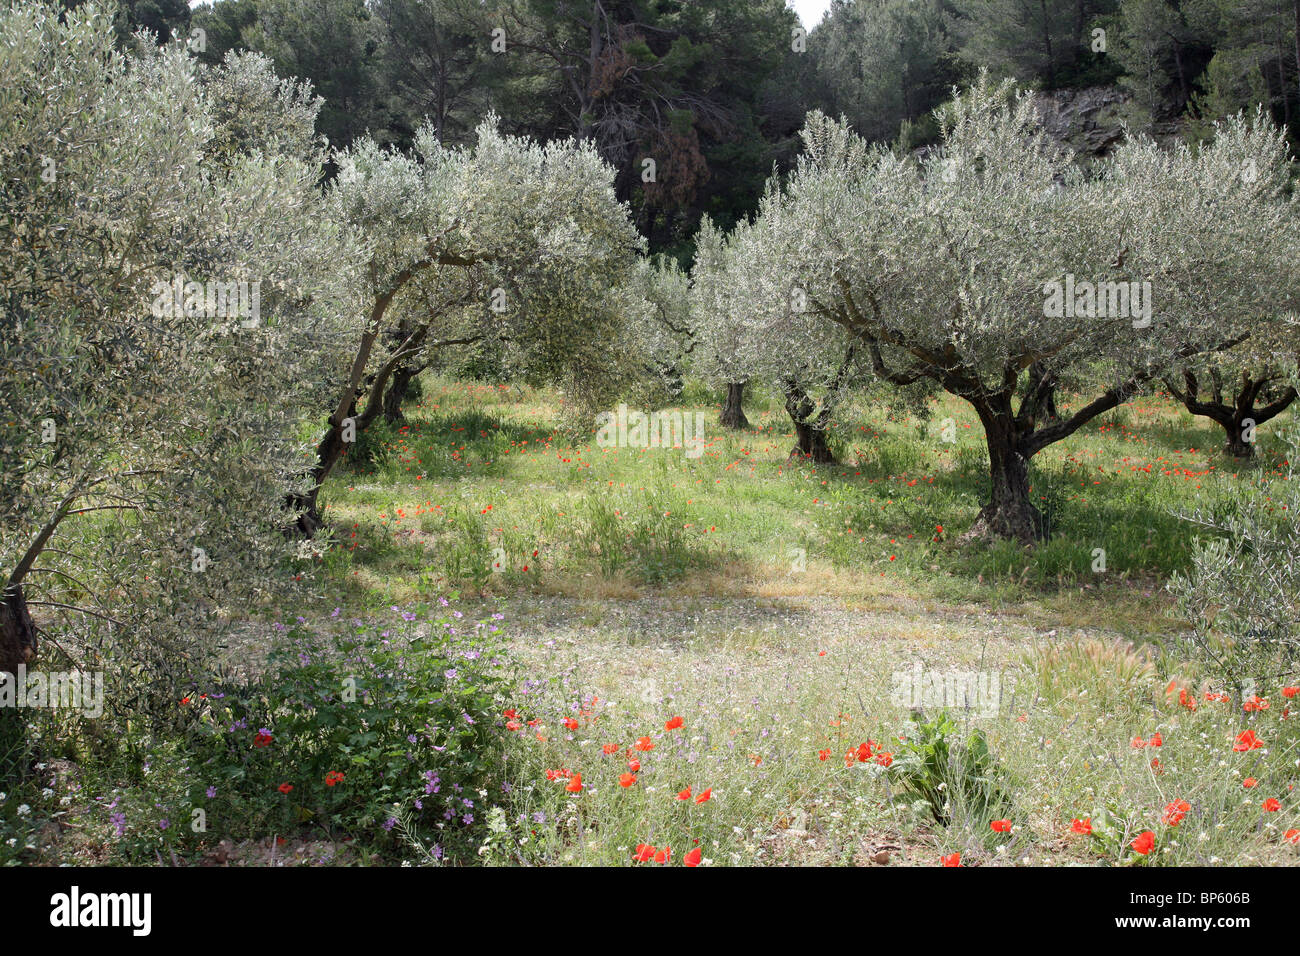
[286,394,358,536]
[1172,38,1191,110]
[1278,40,1292,127]
[1294,0,1300,111]
[1040,0,1056,88]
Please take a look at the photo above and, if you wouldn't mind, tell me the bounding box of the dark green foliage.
[887,709,1014,827]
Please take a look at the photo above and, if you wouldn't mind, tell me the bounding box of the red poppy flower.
[684,847,702,867]
[941,853,961,867]
[1234,730,1264,751]
[253,731,273,748]
[602,743,620,755]
[677,786,692,801]
[1162,800,1189,826]
[1283,687,1299,699]
[563,717,579,730]
[627,757,641,772]
[665,715,684,731]
[1285,829,1300,844]
[653,846,672,864]
[990,819,1011,833]
[1071,818,1092,835]
[619,772,637,788]
[277,782,293,794]
[633,844,655,862]
[1263,798,1282,812]
[324,771,345,787]
[565,773,583,793]
[1243,777,1258,788]
[695,787,712,804]
[1130,831,1155,855]
[817,749,831,761]
[875,752,893,767]
[634,736,655,751]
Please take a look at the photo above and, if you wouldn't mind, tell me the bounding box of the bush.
[171,603,516,862]
[342,417,399,473]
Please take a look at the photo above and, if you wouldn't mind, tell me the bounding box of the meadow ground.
[11,375,1298,867]
[272,376,1300,867]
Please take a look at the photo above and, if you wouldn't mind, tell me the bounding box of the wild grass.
[13,374,1296,867]
[322,375,1293,623]
[306,374,1300,866]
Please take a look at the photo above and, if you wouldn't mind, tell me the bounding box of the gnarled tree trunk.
[1164,368,1298,460]
[781,378,837,464]
[383,362,421,424]
[967,398,1043,544]
[719,381,749,430]
[1026,362,1059,424]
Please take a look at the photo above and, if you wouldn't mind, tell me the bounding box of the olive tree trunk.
[781,378,837,464]
[719,381,749,430]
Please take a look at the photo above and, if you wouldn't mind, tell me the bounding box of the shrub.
[177,603,516,862]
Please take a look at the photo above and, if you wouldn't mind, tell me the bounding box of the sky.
[790,0,834,29]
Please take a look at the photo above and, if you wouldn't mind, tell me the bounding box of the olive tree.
[621,253,695,400]
[1156,114,1300,460]
[294,118,645,533]
[689,217,752,430]
[691,213,868,459]
[1169,393,1300,703]
[744,75,1300,541]
[1164,349,1299,459]
[0,3,356,693]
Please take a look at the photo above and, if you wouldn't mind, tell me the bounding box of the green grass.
[305,374,1300,867]
[319,375,1292,630]
[15,374,1298,867]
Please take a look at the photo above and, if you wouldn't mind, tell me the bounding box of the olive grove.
[730,75,1300,540]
